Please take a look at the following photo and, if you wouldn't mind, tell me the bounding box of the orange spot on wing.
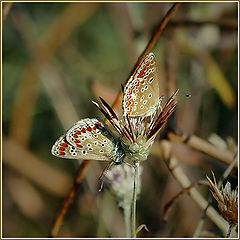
[59,151,65,155]
[61,142,68,147]
[138,64,148,78]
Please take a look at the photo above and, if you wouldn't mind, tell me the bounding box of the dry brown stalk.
[3,138,72,196]
[50,160,90,238]
[8,5,99,237]
[167,131,237,168]
[151,140,228,235]
[9,3,99,146]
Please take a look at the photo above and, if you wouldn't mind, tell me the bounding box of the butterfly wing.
[51,135,107,160]
[65,118,117,161]
[123,52,160,117]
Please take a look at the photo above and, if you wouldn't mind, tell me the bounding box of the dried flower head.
[105,164,142,209]
[92,90,177,163]
[207,171,238,224]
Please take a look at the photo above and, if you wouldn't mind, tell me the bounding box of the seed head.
[207,171,238,224]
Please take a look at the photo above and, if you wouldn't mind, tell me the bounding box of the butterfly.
[52,52,177,165]
[122,52,163,117]
[51,118,125,165]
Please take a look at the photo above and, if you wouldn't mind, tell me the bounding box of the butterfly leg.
[98,161,115,192]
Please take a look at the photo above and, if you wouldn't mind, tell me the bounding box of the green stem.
[131,161,139,238]
[123,205,131,238]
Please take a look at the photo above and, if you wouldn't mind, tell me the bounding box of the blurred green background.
[2,2,238,238]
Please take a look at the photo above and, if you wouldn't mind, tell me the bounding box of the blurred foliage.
[2,2,238,238]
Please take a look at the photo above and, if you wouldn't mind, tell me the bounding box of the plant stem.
[123,205,131,238]
[131,161,139,238]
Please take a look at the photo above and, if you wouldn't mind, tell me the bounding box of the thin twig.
[50,160,90,237]
[138,3,182,64]
[163,181,208,221]
[167,130,237,167]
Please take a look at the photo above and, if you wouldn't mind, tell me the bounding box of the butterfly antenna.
[98,179,105,192]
